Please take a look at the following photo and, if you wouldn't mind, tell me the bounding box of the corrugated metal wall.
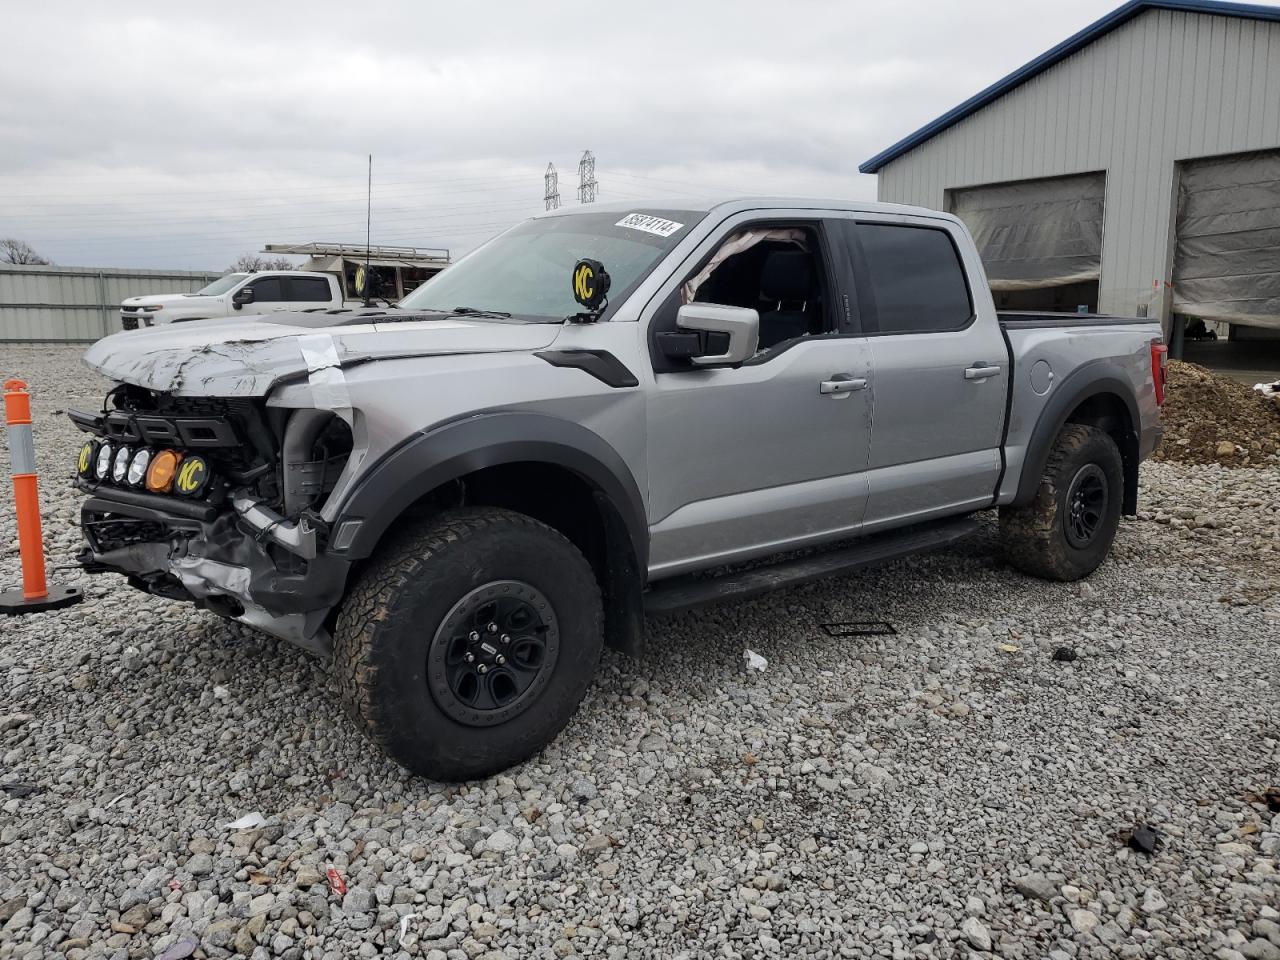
[0,265,221,342]
[875,8,1280,325]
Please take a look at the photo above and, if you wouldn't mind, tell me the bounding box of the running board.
[643,516,981,616]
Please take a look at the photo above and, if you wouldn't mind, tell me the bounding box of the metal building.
[861,0,1280,354]
[1,264,220,343]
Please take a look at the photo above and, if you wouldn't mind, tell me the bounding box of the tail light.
[1150,342,1168,406]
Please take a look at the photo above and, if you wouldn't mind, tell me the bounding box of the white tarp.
[1172,149,1280,330]
[681,228,808,304]
[950,173,1106,291]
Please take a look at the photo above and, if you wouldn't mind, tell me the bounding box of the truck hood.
[122,293,217,307]
[83,311,564,397]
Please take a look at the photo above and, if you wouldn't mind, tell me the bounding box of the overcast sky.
[0,0,1178,270]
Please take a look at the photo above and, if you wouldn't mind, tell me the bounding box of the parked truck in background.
[120,243,451,329]
[120,271,349,328]
[70,198,1165,781]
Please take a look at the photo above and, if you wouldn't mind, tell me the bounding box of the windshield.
[398,210,703,321]
[194,273,249,296]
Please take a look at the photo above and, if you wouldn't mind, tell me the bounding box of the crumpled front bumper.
[77,481,348,655]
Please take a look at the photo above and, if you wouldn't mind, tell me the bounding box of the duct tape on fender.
[297,334,351,412]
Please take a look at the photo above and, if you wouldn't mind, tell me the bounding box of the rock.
[0,897,25,924]
[1142,887,1169,913]
[1070,910,1100,935]
[961,917,992,951]
[1014,874,1057,902]
[343,888,376,914]
[0,714,33,733]
[854,763,897,789]
[1243,940,1280,960]
[294,864,323,888]
[484,829,518,853]
[120,904,152,928]
[186,853,214,876]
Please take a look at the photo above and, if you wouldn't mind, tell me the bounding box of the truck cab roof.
[535,196,960,224]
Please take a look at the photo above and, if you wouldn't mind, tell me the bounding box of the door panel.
[644,212,875,577]
[646,336,872,577]
[846,218,1007,527]
[864,329,1004,528]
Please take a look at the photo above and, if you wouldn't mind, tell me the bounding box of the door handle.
[819,376,868,395]
[964,364,1002,380]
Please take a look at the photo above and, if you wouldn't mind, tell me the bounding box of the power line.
[577,150,597,204]
[543,163,560,211]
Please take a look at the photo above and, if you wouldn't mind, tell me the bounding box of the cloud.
[0,0,1132,268]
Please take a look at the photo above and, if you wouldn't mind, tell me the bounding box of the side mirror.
[231,287,255,310]
[662,303,759,367]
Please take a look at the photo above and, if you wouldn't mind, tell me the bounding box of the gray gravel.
[2,343,1278,960]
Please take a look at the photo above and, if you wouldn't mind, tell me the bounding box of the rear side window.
[856,224,972,334]
[288,277,332,302]
[249,276,284,302]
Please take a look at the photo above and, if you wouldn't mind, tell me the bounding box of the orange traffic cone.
[1,379,84,614]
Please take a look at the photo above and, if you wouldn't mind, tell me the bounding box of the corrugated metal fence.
[0,264,221,342]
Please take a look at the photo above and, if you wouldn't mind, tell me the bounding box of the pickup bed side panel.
[998,321,1163,509]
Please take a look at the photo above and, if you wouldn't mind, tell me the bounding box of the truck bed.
[994,310,1164,509]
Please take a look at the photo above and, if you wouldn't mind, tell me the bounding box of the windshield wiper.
[450,306,512,318]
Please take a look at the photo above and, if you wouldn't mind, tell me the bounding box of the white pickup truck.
[120,271,349,329]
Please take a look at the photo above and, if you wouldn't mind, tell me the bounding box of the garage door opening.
[949,172,1106,312]
[1172,148,1280,334]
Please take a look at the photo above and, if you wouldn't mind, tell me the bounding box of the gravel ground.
[2,344,1278,960]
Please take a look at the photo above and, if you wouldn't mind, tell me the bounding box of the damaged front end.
[70,385,354,654]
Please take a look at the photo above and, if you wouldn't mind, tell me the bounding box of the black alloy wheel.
[428,581,559,727]
[1063,463,1108,548]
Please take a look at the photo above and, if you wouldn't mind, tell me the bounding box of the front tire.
[999,424,1124,581]
[332,507,603,780]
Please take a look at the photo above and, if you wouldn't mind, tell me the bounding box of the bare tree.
[228,253,297,272]
[1,238,53,265]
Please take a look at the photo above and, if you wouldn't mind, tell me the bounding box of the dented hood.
[82,311,564,397]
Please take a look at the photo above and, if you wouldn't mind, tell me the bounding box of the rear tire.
[332,507,603,781]
[1000,424,1123,581]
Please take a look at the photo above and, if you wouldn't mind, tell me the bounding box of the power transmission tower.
[543,163,561,210]
[577,150,597,204]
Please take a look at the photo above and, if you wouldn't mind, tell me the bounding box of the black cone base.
[0,584,84,615]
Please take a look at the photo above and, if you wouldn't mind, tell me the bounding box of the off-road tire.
[332,507,603,781]
[999,424,1124,581]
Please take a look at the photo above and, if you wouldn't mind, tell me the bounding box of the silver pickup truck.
[69,198,1165,780]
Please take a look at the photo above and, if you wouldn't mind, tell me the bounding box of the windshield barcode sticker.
[616,213,684,238]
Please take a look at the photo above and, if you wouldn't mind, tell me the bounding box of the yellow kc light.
[173,456,210,498]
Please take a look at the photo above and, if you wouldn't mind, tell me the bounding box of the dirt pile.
[1155,360,1280,467]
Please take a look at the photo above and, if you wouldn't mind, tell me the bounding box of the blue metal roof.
[859,0,1280,173]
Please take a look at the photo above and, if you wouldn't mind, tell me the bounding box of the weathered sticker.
[615,213,684,238]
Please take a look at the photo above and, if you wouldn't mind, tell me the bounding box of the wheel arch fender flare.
[1012,362,1141,511]
[328,411,649,571]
